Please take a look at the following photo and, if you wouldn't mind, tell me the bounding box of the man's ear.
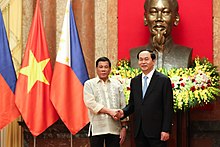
[174,14,180,26]
[144,13,148,26]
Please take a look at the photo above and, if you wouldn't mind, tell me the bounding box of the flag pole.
[34,136,36,147]
[70,133,73,147]
[70,132,73,147]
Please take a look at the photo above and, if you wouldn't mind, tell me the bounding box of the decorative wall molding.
[0,0,10,10]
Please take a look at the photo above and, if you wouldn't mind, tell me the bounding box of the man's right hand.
[113,109,124,120]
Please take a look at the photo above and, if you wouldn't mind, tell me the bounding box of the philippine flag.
[50,0,89,135]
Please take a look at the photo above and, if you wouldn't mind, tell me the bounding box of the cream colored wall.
[213,0,220,69]
[95,0,118,68]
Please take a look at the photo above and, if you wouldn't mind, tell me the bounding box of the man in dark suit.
[116,49,173,147]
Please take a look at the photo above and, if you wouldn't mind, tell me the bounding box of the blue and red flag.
[50,0,89,135]
[0,10,20,129]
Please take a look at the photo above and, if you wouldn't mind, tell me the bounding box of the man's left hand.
[119,127,126,144]
[160,132,170,141]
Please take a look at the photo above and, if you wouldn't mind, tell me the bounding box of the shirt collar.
[142,68,155,79]
[95,76,111,83]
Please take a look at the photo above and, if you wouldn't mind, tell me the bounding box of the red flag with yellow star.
[15,0,58,136]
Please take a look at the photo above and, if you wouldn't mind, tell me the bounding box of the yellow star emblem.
[20,50,50,93]
[65,57,69,64]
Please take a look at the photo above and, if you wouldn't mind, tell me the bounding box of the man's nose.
[141,59,147,63]
[156,11,162,21]
[101,68,107,71]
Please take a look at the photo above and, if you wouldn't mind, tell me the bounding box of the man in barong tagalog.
[130,0,192,70]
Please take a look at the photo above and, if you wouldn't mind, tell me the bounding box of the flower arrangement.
[110,59,141,104]
[110,58,220,112]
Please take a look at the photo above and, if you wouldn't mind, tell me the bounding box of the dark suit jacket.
[123,70,173,139]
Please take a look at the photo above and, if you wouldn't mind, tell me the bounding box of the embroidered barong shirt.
[83,77,126,136]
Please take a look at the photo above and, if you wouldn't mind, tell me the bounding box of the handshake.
[109,109,124,120]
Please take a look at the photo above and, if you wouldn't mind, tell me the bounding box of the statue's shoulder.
[169,44,192,59]
[172,44,192,53]
[166,44,193,68]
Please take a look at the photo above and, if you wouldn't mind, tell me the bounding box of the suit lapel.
[136,74,143,100]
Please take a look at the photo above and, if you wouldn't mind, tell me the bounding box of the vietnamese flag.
[0,10,20,129]
[50,0,89,135]
[15,0,58,136]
